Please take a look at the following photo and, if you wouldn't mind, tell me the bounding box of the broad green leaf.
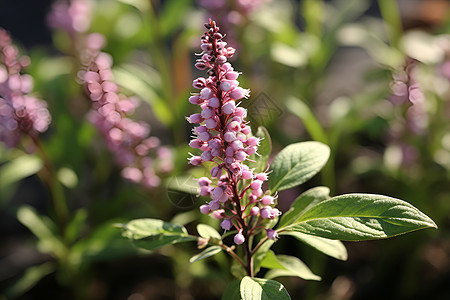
[222,279,241,300]
[247,126,272,173]
[240,276,291,300]
[279,231,347,261]
[286,97,328,143]
[269,142,330,192]
[197,224,222,240]
[261,251,321,281]
[282,194,437,241]
[5,262,55,298]
[189,246,222,263]
[17,206,67,258]
[278,186,330,228]
[0,155,42,190]
[119,218,197,250]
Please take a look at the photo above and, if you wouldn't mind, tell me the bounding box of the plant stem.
[32,137,69,234]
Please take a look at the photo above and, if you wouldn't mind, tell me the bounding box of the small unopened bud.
[234,230,245,245]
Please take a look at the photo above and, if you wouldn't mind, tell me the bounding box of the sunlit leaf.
[189,246,222,263]
[282,194,437,241]
[269,142,330,192]
[240,276,291,300]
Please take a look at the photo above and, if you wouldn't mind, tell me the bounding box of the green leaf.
[247,126,272,173]
[279,231,347,261]
[119,218,197,250]
[5,262,55,298]
[282,194,437,241]
[189,246,222,263]
[17,206,67,258]
[253,240,275,275]
[278,186,330,228]
[269,142,330,192]
[160,0,192,37]
[0,155,42,190]
[286,97,328,143]
[240,276,291,300]
[64,209,87,244]
[197,224,222,240]
[222,279,241,300]
[261,251,321,281]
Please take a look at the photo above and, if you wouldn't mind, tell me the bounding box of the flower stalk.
[188,19,280,276]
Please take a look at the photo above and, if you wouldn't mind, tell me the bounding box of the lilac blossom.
[188,20,280,243]
[0,29,51,149]
[79,33,172,188]
[47,0,93,35]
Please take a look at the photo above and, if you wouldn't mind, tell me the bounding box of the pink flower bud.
[189,156,203,166]
[217,55,227,64]
[193,77,207,89]
[205,118,217,129]
[209,200,220,211]
[201,107,215,119]
[261,195,275,205]
[200,205,211,214]
[189,113,203,123]
[189,95,203,105]
[199,185,212,196]
[250,206,260,216]
[246,137,260,146]
[198,177,212,186]
[208,97,220,108]
[228,121,240,131]
[224,156,234,164]
[189,139,203,149]
[250,180,263,190]
[212,209,225,219]
[241,125,251,135]
[224,131,236,142]
[241,170,253,180]
[255,173,268,181]
[231,140,244,151]
[253,188,263,197]
[260,207,271,219]
[229,87,249,100]
[225,146,234,157]
[201,150,213,161]
[266,229,279,240]
[211,187,224,199]
[222,101,235,115]
[211,148,221,157]
[200,88,213,99]
[198,131,212,142]
[220,81,231,91]
[218,193,229,202]
[195,61,207,70]
[234,150,247,161]
[246,146,257,155]
[234,230,245,245]
[211,166,222,178]
[225,71,239,80]
[221,219,233,230]
[234,107,247,118]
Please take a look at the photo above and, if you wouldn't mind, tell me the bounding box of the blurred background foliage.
[0,0,449,299]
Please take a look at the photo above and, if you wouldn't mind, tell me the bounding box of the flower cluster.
[79,33,172,188]
[389,58,428,165]
[198,0,269,48]
[47,0,92,35]
[188,20,280,244]
[0,28,51,149]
